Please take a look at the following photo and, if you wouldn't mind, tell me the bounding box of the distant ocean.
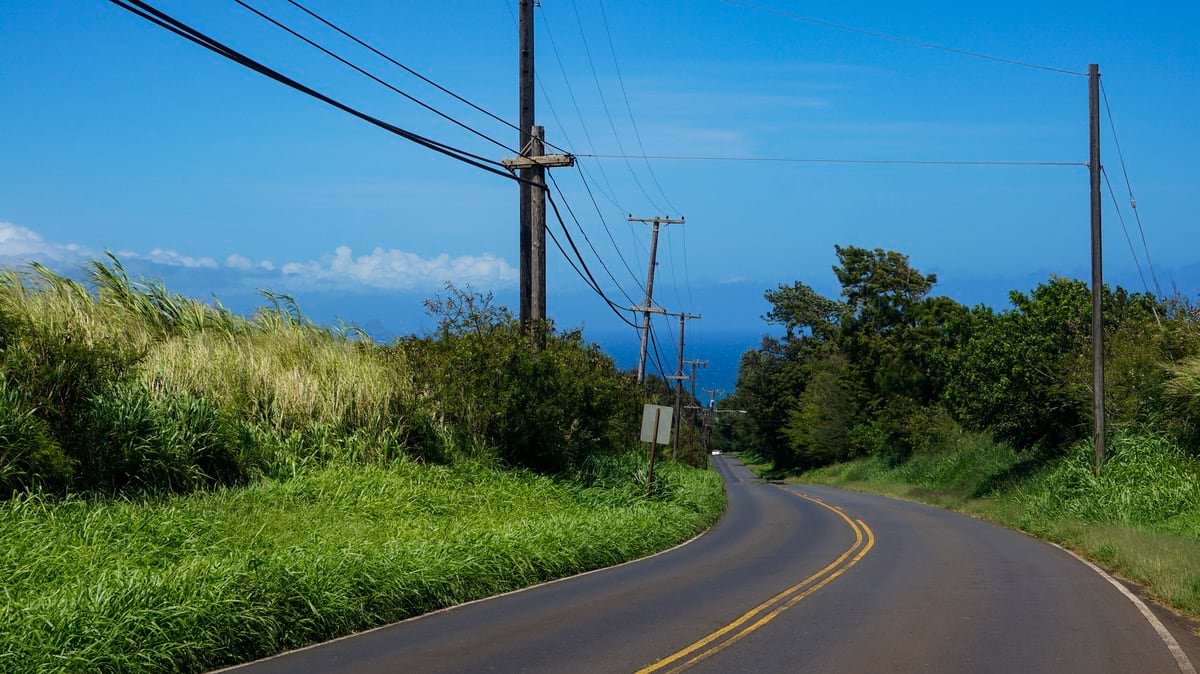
[592,330,766,399]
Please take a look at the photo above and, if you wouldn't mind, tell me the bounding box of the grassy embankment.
[1,456,721,673]
[0,260,724,673]
[756,431,1200,620]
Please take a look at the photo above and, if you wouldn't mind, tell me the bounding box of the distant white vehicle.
[711,450,722,455]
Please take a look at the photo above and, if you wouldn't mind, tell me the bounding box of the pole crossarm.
[500,153,576,169]
[627,215,685,225]
[628,305,669,315]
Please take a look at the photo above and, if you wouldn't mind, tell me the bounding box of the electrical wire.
[647,321,671,382]
[1101,168,1153,300]
[536,4,626,213]
[569,0,666,214]
[578,153,1085,167]
[1100,80,1162,298]
[231,0,520,156]
[721,0,1087,77]
[547,172,638,306]
[573,165,647,294]
[544,190,641,329]
[284,0,569,155]
[664,226,687,314]
[108,0,517,182]
[596,0,680,216]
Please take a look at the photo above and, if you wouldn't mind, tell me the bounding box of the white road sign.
[640,404,673,445]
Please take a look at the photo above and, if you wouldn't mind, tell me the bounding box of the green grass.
[0,454,724,673]
[771,434,1200,622]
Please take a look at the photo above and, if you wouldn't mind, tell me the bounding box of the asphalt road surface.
[223,455,1200,673]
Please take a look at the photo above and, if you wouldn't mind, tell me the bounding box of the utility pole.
[683,359,708,464]
[702,388,724,457]
[628,215,685,382]
[517,0,534,331]
[506,3,574,339]
[1089,63,1105,474]
[681,362,705,402]
[670,313,701,459]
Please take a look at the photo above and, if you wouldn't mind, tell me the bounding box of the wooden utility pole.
[1089,63,1106,473]
[684,359,708,405]
[702,388,723,456]
[530,126,547,337]
[670,313,701,459]
[683,359,708,464]
[517,0,534,330]
[507,4,573,337]
[628,215,685,382]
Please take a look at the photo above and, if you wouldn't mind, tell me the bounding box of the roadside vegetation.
[0,258,723,673]
[719,245,1200,618]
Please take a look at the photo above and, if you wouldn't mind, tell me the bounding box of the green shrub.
[79,382,257,492]
[0,381,72,492]
[397,287,643,473]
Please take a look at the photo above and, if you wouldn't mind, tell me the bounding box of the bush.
[79,382,257,492]
[0,381,72,492]
[396,287,643,473]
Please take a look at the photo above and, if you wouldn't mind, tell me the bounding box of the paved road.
[224,455,1200,673]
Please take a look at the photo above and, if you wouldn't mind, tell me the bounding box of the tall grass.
[0,258,425,492]
[0,454,723,674]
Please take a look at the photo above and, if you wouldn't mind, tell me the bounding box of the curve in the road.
[636,491,875,673]
[219,456,1200,674]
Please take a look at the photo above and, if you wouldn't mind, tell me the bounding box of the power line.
[578,153,1085,167]
[544,189,641,329]
[596,0,681,216]
[281,0,574,153]
[535,3,625,212]
[572,165,648,295]
[569,0,666,214]
[546,171,637,306]
[108,0,516,182]
[231,0,520,156]
[537,3,649,269]
[664,227,686,314]
[1100,81,1162,298]
[722,0,1087,77]
[647,321,671,382]
[1101,168,1153,300]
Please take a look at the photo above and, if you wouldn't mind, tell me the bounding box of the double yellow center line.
[635,490,876,674]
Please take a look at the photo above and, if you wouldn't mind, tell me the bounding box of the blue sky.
[2,0,1198,391]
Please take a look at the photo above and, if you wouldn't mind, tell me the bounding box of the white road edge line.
[211,457,735,673]
[1050,542,1197,674]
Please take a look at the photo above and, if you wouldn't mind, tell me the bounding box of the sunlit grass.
[0,454,723,674]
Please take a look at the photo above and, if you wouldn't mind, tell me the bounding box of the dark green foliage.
[79,382,257,492]
[0,381,73,492]
[783,353,855,467]
[0,262,655,496]
[731,244,1197,473]
[946,279,1092,448]
[395,286,644,473]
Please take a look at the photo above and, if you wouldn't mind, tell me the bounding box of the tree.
[763,282,842,340]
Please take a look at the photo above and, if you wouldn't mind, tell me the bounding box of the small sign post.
[640,404,673,497]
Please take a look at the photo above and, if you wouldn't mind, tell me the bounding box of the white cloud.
[282,245,517,291]
[142,248,219,269]
[0,222,91,263]
[224,253,254,271]
[0,222,515,292]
